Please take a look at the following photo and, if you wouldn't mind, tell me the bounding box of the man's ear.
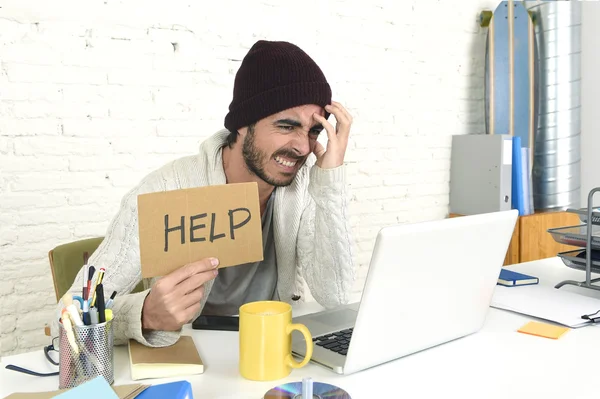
[237,126,249,139]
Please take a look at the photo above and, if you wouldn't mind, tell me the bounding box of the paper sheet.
[491,285,600,328]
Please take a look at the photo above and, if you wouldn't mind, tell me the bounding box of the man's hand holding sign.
[137,182,263,331]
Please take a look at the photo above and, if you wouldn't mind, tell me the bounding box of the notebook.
[128,335,204,380]
[497,269,539,287]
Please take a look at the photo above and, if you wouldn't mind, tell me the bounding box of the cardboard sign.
[137,182,263,278]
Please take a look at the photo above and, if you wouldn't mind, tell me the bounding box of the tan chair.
[45,237,144,335]
[49,237,103,301]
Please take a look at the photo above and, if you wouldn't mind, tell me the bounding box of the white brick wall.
[0,0,498,355]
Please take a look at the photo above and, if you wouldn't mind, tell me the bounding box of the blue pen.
[105,291,117,309]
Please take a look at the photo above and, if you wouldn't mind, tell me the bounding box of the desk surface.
[2,257,600,399]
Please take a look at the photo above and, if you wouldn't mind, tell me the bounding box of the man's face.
[241,104,325,187]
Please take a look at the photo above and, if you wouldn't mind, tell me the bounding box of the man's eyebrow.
[273,119,323,131]
[274,118,302,127]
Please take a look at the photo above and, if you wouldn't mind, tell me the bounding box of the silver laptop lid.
[343,210,518,375]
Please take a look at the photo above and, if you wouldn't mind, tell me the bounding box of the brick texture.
[0,0,498,355]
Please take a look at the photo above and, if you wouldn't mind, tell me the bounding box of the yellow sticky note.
[517,321,570,339]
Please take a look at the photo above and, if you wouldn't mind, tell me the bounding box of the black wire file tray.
[557,249,600,274]
[565,207,600,225]
[548,187,600,292]
[547,224,600,250]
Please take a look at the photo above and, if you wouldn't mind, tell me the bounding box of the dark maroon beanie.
[224,40,332,132]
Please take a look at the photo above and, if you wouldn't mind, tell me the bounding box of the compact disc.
[263,380,352,399]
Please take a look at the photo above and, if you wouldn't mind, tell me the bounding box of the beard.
[241,126,306,187]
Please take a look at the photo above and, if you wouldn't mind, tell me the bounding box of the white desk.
[2,257,600,399]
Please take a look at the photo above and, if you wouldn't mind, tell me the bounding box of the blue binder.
[137,380,194,399]
[511,136,525,215]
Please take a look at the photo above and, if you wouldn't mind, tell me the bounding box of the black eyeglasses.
[44,336,59,366]
[5,337,59,377]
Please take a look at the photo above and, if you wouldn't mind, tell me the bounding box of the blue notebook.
[136,380,193,399]
[497,269,539,287]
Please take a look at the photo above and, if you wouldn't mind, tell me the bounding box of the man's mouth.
[274,155,297,167]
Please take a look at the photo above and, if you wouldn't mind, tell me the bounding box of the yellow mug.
[239,301,313,381]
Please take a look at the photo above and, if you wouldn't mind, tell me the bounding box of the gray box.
[450,134,513,215]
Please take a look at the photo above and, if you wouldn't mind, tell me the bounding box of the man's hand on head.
[312,101,353,169]
[141,257,219,331]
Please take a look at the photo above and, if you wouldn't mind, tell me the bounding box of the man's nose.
[291,134,311,156]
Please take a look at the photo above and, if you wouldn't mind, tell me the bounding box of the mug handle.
[285,323,313,369]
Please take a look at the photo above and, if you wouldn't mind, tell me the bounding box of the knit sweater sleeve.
[50,165,182,348]
[296,164,356,308]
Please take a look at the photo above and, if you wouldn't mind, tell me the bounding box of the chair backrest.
[48,237,144,301]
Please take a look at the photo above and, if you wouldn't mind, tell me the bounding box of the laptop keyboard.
[312,328,353,356]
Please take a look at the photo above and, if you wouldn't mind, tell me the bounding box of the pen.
[82,297,90,325]
[90,308,99,324]
[97,284,106,323]
[105,291,117,309]
[82,252,89,299]
[90,268,105,307]
[86,266,95,301]
[82,255,91,325]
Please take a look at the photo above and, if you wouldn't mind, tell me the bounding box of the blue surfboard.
[482,1,538,154]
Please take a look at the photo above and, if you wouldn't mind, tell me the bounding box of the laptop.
[291,210,518,375]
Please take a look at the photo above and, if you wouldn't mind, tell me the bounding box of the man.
[51,40,356,347]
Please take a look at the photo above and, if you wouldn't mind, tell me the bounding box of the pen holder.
[58,319,114,389]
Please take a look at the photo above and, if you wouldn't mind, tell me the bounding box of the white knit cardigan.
[51,129,356,347]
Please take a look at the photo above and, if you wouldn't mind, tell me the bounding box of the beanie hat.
[224,40,332,132]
